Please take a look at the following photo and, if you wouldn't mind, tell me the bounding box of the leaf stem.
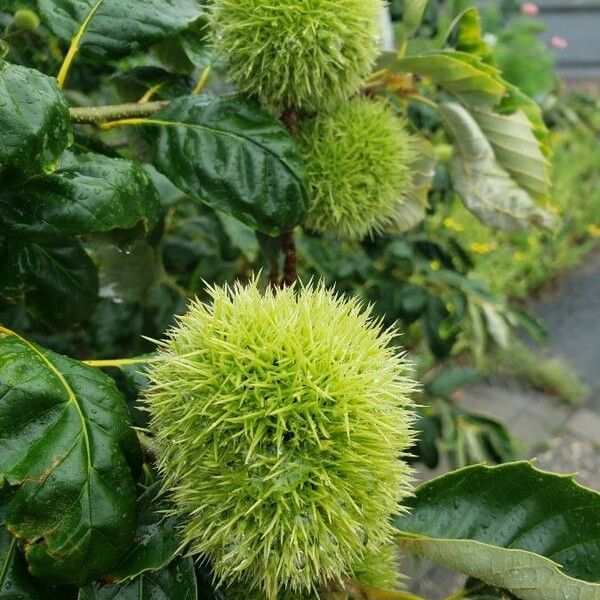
[408,95,439,110]
[69,101,167,125]
[192,65,212,95]
[0,325,15,337]
[56,0,104,89]
[82,357,155,368]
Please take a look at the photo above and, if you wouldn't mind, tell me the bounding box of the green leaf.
[394,462,600,599]
[78,557,197,600]
[0,491,70,600]
[138,94,307,235]
[399,0,429,36]
[451,8,494,63]
[89,238,158,304]
[38,0,203,59]
[216,212,260,262]
[425,366,481,397]
[0,332,140,584]
[141,95,308,235]
[481,302,511,348]
[0,239,98,324]
[0,153,161,241]
[0,60,71,187]
[470,106,551,201]
[498,83,551,158]
[107,483,182,582]
[440,102,555,231]
[395,51,506,108]
[142,164,185,208]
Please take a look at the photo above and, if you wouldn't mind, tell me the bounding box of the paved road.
[531,248,600,412]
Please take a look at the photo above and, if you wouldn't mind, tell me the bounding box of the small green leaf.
[38,0,203,59]
[452,8,494,63]
[470,106,551,201]
[0,153,161,240]
[0,332,140,584]
[140,94,308,235]
[0,239,98,324]
[0,60,71,186]
[440,102,555,231]
[394,462,600,599]
[78,557,197,600]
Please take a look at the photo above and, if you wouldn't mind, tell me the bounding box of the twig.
[69,101,168,125]
[280,106,297,136]
[281,230,297,287]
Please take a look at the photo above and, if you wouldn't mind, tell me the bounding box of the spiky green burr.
[297,98,418,240]
[145,281,415,599]
[222,544,400,598]
[209,0,383,113]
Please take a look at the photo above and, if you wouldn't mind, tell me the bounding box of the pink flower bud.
[551,36,569,50]
[521,3,539,15]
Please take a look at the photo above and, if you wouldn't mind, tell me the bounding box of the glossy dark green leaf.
[0,60,71,187]
[142,164,185,208]
[0,490,72,600]
[394,462,600,599]
[140,94,308,235]
[0,239,98,324]
[0,153,161,241]
[38,0,204,59]
[0,332,140,584]
[111,67,192,103]
[108,483,182,582]
[78,557,197,600]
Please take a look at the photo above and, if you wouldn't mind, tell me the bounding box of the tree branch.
[69,101,168,125]
[281,230,298,287]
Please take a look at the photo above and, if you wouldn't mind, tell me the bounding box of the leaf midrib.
[0,537,15,590]
[72,0,104,49]
[138,116,304,188]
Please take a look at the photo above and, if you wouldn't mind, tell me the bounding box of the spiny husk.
[145,280,415,599]
[221,544,400,599]
[210,0,383,113]
[297,98,418,240]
